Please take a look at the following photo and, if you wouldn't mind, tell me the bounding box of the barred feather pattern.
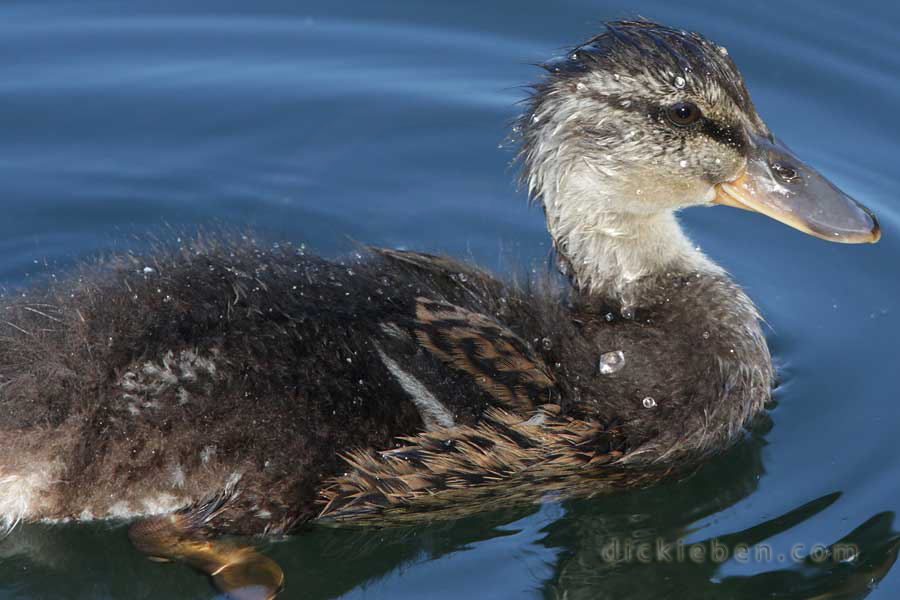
[413,298,556,414]
[317,404,672,523]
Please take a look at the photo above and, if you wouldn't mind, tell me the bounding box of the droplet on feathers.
[599,351,625,375]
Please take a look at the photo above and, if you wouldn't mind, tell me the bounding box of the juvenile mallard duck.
[0,20,880,599]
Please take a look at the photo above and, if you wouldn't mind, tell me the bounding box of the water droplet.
[642,397,657,409]
[143,267,155,274]
[715,158,721,165]
[541,337,553,350]
[702,331,710,340]
[621,307,635,320]
[679,159,688,168]
[456,273,468,283]
[674,75,686,89]
[604,312,615,322]
[613,73,620,81]
[599,351,626,375]
[718,46,729,56]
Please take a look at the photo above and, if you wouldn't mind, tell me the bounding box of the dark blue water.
[1,1,898,598]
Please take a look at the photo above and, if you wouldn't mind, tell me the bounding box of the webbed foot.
[128,514,284,599]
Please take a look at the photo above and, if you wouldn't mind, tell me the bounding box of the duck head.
[518,21,880,296]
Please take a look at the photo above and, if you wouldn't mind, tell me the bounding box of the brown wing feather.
[374,248,555,412]
[372,248,477,275]
[413,297,555,414]
[316,405,645,523]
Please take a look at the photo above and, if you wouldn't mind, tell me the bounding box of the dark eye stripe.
[698,118,748,154]
[577,90,748,155]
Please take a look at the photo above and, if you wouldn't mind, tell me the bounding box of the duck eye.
[666,102,702,127]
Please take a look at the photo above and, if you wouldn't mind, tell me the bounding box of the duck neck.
[545,200,772,462]
[545,201,723,302]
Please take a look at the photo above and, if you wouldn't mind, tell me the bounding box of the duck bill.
[713,135,880,243]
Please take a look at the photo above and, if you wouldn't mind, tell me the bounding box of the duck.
[0,20,880,600]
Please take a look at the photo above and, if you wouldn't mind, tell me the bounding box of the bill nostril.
[771,160,799,184]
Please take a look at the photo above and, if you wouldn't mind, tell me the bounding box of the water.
[1,0,899,598]
[599,351,626,375]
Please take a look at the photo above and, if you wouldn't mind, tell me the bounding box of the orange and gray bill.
[713,134,880,243]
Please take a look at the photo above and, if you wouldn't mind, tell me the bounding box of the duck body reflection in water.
[0,20,889,599]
